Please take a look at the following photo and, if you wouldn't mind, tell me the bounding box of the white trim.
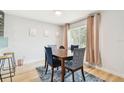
[84,62,124,78]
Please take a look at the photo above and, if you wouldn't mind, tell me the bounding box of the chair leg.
[68,69,69,72]
[81,68,85,81]
[51,67,54,82]
[44,59,47,68]
[57,67,59,70]
[44,53,47,68]
[45,64,48,74]
[13,67,16,76]
[11,57,16,76]
[72,71,75,82]
[8,58,12,82]
[0,60,3,82]
[0,74,3,82]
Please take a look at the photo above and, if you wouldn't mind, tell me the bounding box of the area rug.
[36,66,106,82]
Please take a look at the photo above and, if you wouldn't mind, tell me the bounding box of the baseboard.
[20,59,44,65]
[84,62,124,78]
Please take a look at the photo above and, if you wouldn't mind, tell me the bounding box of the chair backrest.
[70,45,79,51]
[45,47,53,65]
[72,48,85,66]
[47,45,57,51]
[59,45,65,49]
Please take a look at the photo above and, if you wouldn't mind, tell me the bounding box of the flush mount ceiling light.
[55,10,62,16]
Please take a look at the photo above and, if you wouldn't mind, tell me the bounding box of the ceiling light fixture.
[55,11,62,16]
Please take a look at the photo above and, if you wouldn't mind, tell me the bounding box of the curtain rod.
[70,11,101,24]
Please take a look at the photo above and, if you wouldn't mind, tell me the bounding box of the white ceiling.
[4,10,95,25]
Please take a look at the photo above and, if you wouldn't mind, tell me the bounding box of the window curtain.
[86,13,101,65]
[63,23,70,49]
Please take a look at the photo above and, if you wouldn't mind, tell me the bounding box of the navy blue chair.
[44,45,57,68]
[45,47,61,82]
[70,45,79,51]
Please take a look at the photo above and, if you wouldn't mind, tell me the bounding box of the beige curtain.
[86,16,94,64]
[86,13,101,65]
[63,23,70,49]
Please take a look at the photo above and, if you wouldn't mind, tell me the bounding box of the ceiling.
[4,10,95,25]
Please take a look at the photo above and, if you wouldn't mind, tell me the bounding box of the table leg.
[61,58,65,82]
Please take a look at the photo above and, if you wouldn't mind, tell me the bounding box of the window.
[68,25,87,48]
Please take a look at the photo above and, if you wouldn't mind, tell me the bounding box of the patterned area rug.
[36,66,105,82]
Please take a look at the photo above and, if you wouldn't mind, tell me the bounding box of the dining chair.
[70,45,79,51]
[59,45,65,49]
[65,48,85,82]
[44,45,57,68]
[45,47,61,82]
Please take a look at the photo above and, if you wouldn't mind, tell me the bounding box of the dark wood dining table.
[52,49,73,82]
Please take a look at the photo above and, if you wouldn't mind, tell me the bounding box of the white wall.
[99,11,124,77]
[1,14,63,64]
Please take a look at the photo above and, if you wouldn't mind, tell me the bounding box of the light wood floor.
[1,61,124,82]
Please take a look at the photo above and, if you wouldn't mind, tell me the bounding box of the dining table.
[52,49,73,82]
